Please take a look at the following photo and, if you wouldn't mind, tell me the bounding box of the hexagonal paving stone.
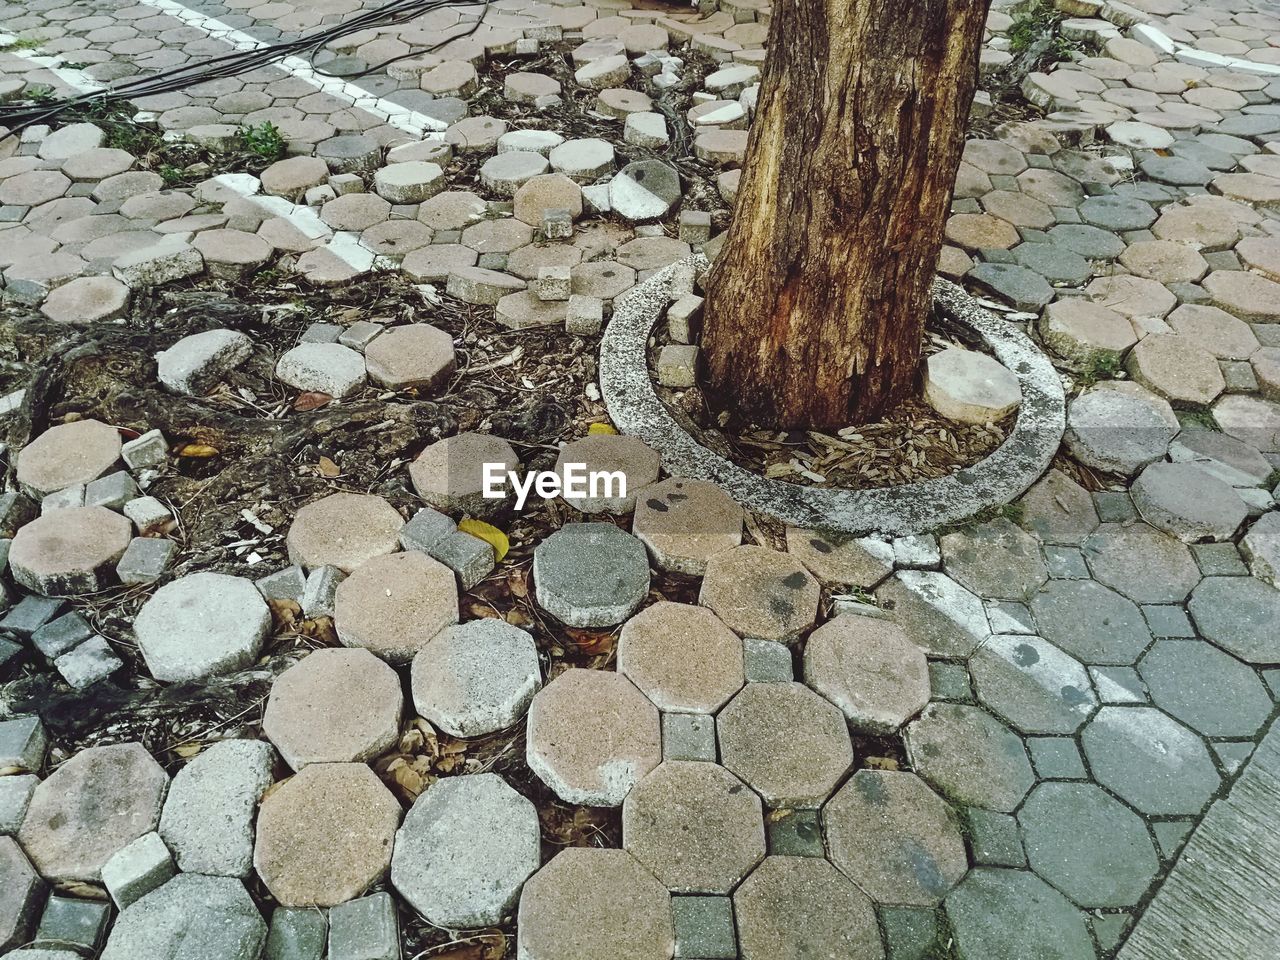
[717,682,853,809]
[1118,239,1208,284]
[873,571,990,659]
[1132,462,1248,544]
[1016,469,1099,545]
[822,770,967,908]
[526,668,661,807]
[905,700,1035,810]
[631,477,744,575]
[970,634,1096,735]
[734,856,883,960]
[533,523,650,627]
[698,545,819,644]
[1019,782,1158,908]
[8,506,132,596]
[134,572,271,682]
[618,601,744,714]
[335,551,459,663]
[18,743,167,882]
[1064,383,1179,477]
[1126,334,1225,409]
[802,614,929,734]
[363,323,455,392]
[783,526,893,588]
[623,761,765,894]
[1188,576,1280,664]
[944,868,1095,960]
[940,517,1048,602]
[263,648,402,771]
[391,773,539,927]
[16,419,120,498]
[287,492,404,573]
[517,848,673,960]
[1082,706,1221,816]
[40,275,131,324]
[1082,522,1201,604]
[409,431,520,517]
[1029,579,1151,665]
[411,618,541,738]
[1138,639,1271,740]
[552,434,659,514]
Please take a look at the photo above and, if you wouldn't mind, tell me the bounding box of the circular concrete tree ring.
[599,255,1065,537]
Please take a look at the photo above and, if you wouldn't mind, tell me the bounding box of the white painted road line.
[0,34,106,94]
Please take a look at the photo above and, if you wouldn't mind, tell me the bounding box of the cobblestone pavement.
[2,0,1280,957]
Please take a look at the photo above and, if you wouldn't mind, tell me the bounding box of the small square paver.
[662,713,716,762]
[1027,737,1087,780]
[1141,604,1196,638]
[1094,491,1137,523]
[36,895,111,951]
[328,891,398,960]
[928,661,973,703]
[765,809,823,857]
[880,905,940,960]
[1191,542,1249,576]
[672,896,736,959]
[1044,545,1091,579]
[742,637,792,682]
[964,807,1025,867]
[1089,665,1147,704]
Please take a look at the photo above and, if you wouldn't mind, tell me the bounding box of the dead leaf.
[317,456,341,478]
[177,443,219,458]
[294,391,332,411]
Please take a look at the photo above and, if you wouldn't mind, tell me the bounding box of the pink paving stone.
[943,213,1021,251]
[192,229,273,280]
[631,477,744,575]
[513,173,583,226]
[1126,334,1225,408]
[526,668,661,807]
[784,527,893,589]
[18,742,168,882]
[253,762,401,908]
[0,169,70,206]
[362,323,456,392]
[552,434,659,514]
[8,506,132,596]
[516,848,674,960]
[1237,236,1280,281]
[803,614,930,734]
[335,551,459,664]
[286,492,404,573]
[15,418,121,498]
[263,647,403,771]
[259,155,329,197]
[1203,270,1280,322]
[698,545,820,643]
[1085,275,1177,322]
[618,601,745,714]
[1166,303,1260,360]
[39,275,131,324]
[1118,239,1209,284]
[1038,297,1138,367]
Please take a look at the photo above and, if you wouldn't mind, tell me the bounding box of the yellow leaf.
[172,743,203,759]
[178,443,219,458]
[459,519,509,563]
[587,422,618,435]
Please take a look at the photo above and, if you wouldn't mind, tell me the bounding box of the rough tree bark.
[701,0,992,429]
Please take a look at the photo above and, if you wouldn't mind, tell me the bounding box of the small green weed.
[238,122,286,162]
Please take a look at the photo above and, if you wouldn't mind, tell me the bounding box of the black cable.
[0,0,490,137]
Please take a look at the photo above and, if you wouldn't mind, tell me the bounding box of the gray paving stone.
[55,634,122,689]
[765,809,824,858]
[1080,195,1157,231]
[0,596,65,640]
[1190,542,1249,578]
[35,895,110,953]
[1026,736,1086,780]
[1188,575,1280,664]
[1138,639,1272,739]
[964,808,1025,868]
[904,703,1034,812]
[968,262,1054,310]
[928,660,973,702]
[940,518,1048,601]
[662,713,716,762]
[134,572,271,682]
[1044,545,1090,579]
[100,872,266,960]
[609,159,681,221]
[0,774,37,835]
[970,634,1096,735]
[533,523,649,627]
[0,835,44,953]
[1141,604,1195,638]
[1029,579,1152,665]
[392,773,539,927]
[327,892,397,960]
[427,529,495,589]
[944,868,1094,960]
[1011,242,1092,285]
[116,536,175,585]
[1131,462,1248,543]
[1064,384,1179,477]
[743,637,793,682]
[101,832,175,910]
[266,907,327,960]
[1016,469,1099,545]
[672,895,736,959]
[1046,223,1126,259]
[1082,522,1202,604]
[1081,706,1221,816]
[873,571,990,659]
[1094,491,1137,524]
[1150,820,1194,860]
[30,610,92,660]
[1019,782,1159,908]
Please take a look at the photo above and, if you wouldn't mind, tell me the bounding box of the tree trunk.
[701,0,991,429]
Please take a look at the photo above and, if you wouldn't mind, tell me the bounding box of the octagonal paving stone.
[873,571,990,659]
[1081,522,1202,604]
[1038,298,1137,368]
[940,517,1048,602]
[15,418,120,500]
[533,523,650,628]
[1138,639,1272,740]
[733,856,883,960]
[335,551,459,663]
[717,682,853,809]
[1170,429,1275,490]
[133,572,271,682]
[517,848,673,960]
[618,601,744,715]
[1212,394,1280,454]
[1029,579,1153,665]
[99,873,266,960]
[1126,334,1225,409]
[409,431,521,517]
[526,668,661,807]
[698,545,820,644]
[1016,468,1099,546]
[822,770,967,908]
[18,742,168,883]
[1063,382,1179,478]
[1131,462,1248,543]
[802,614,929,734]
[1081,706,1222,817]
[362,323,456,392]
[552,434,660,514]
[391,773,539,928]
[1080,195,1157,232]
[8,506,132,596]
[1188,576,1280,665]
[286,492,404,573]
[631,477,744,575]
[1166,303,1261,361]
[1019,782,1158,909]
[784,526,893,589]
[263,648,402,771]
[253,762,401,908]
[944,868,1095,960]
[904,703,1034,813]
[622,761,765,894]
[970,634,1096,735]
